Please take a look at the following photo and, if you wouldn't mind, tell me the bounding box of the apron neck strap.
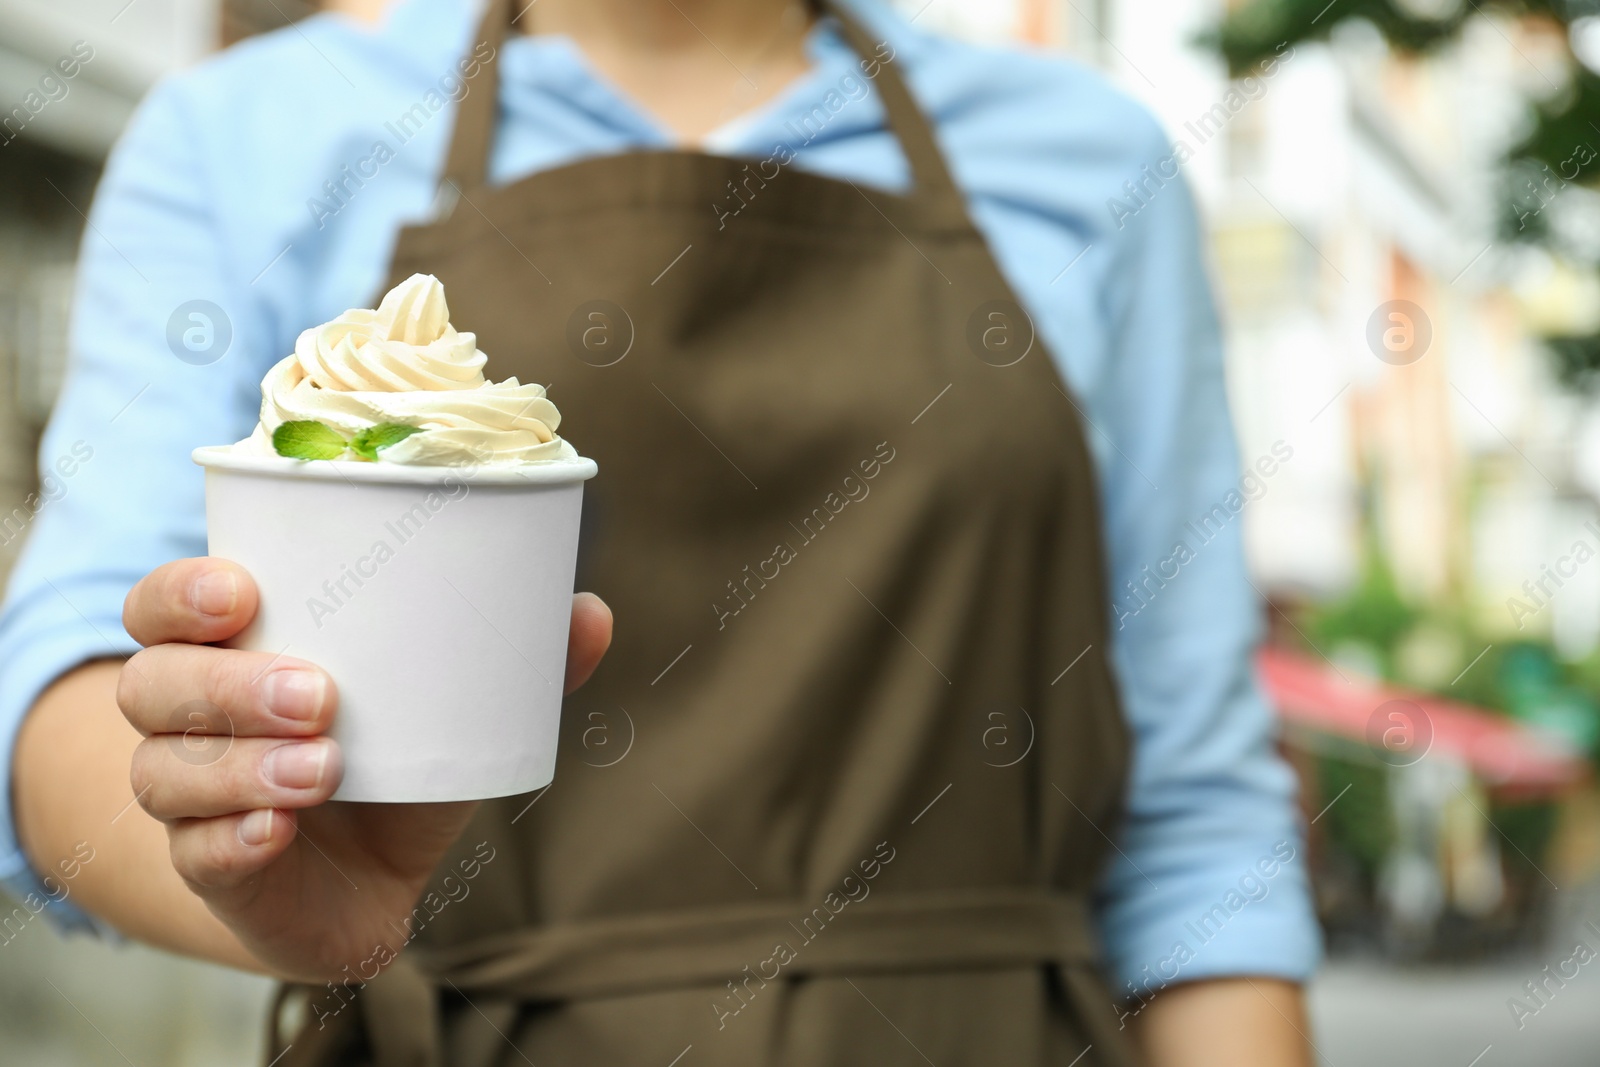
[438,0,511,203]
[815,0,967,223]
[438,0,968,225]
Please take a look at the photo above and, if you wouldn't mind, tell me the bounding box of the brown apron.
[267,1,1140,1063]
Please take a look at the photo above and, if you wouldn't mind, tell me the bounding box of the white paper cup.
[192,446,597,802]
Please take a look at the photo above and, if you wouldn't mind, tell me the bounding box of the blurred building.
[1009,0,1600,947]
[0,0,221,574]
[1077,0,1600,669]
[939,0,1600,649]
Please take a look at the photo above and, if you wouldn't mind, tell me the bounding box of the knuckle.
[167,837,200,885]
[132,741,199,820]
[128,742,160,807]
[198,832,238,886]
[212,740,262,805]
[169,831,212,887]
[201,651,255,720]
[174,824,241,889]
[115,654,150,720]
[167,710,235,777]
[222,745,260,801]
[134,737,250,820]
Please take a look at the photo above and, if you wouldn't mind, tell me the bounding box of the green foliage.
[1318,755,1394,877]
[1303,553,1600,755]
[1307,536,1420,677]
[1490,796,1559,878]
[1294,506,1600,766]
[1510,70,1600,179]
[1206,0,1466,75]
[1542,333,1600,389]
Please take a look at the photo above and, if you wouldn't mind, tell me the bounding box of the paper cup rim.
[192,445,598,486]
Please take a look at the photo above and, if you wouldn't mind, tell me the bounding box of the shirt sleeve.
[1090,129,1322,995]
[0,78,265,925]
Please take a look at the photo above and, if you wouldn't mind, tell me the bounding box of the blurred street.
[1310,958,1600,1067]
[0,923,271,1067]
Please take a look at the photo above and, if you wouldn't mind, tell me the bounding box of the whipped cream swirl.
[241,274,577,466]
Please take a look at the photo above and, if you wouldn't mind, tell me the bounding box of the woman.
[2,0,1319,1063]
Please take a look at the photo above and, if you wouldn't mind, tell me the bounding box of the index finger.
[124,558,259,648]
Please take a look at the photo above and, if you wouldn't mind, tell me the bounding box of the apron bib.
[269,2,1140,1063]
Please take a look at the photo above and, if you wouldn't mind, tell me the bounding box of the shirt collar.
[707,0,935,152]
[356,0,934,153]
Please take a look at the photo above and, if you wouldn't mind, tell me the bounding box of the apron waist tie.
[266,888,1103,1067]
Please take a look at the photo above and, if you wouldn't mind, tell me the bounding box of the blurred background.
[6,0,1600,1061]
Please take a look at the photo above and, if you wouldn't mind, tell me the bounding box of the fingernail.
[264,742,329,791]
[191,571,238,617]
[262,669,326,722]
[238,808,275,847]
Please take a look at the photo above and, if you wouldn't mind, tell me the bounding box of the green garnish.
[271,420,424,462]
[349,423,424,462]
[272,420,347,460]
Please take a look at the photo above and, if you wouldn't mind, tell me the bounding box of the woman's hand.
[116,556,611,982]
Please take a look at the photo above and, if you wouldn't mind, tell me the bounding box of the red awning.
[1258,647,1589,795]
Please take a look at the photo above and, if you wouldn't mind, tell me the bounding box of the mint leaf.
[272,420,347,460]
[348,422,423,462]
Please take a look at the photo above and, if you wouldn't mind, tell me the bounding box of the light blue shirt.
[0,0,1320,991]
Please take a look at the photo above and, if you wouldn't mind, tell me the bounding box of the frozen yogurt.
[236,274,579,466]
